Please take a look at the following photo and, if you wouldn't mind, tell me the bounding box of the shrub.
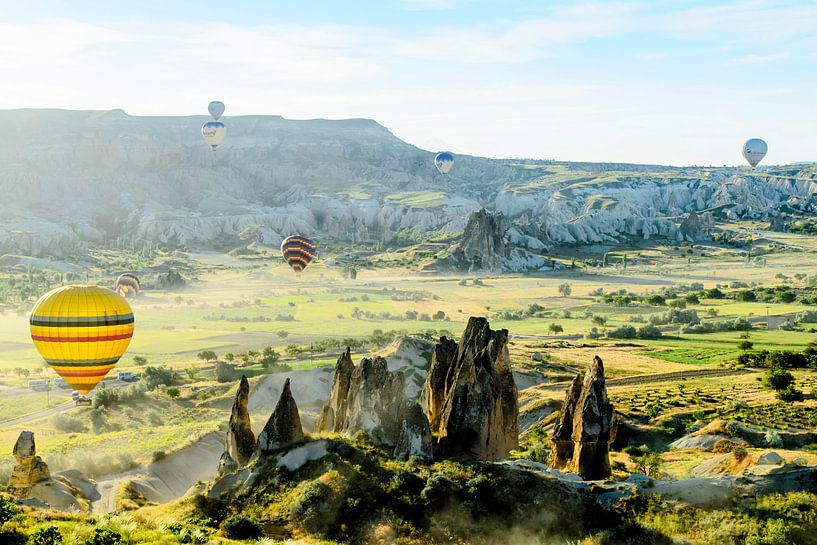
[736,290,757,302]
[705,288,724,299]
[420,474,454,505]
[548,323,564,334]
[191,494,229,524]
[30,527,62,545]
[765,429,784,447]
[738,340,754,351]
[84,528,123,545]
[732,445,749,461]
[93,387,120,408]
[585,327,603,340]
[558,283,572,297]
[289,480,336,535]
[132,355,147,366]
[645,294,666,306]
[50,413,86,433]
[221,515,262,540]
[608,325,637,339]
[0,494,18,524]
[214,361,237,383]
[762,367,795,391]
[165,386,181,399]
[637,325,662,339]
[777,385,804,402]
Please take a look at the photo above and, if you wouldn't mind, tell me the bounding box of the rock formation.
[550,356,614,480]
[316,348,432,459]
[8,431,50,496]
[678,211,715,241]
[421,317,518,460]
[219,375,256,473]
[257,378,305,452]
[452,208,507,271]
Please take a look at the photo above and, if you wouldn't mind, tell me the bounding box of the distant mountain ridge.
[0,109,815,258]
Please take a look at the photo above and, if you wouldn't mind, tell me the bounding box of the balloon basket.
[76,397,92,407]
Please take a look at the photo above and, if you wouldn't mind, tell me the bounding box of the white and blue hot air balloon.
[434,152,454,174]
[208,101,225,121]
[742,138,767,168]
[201,121,227,150]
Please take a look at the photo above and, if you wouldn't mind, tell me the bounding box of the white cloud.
[637,52,666,61]
[667,1,817,42]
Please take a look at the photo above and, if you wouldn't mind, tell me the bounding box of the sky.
[1,0,815,166]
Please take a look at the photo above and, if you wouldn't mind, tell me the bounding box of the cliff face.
[8,431,50,496]
[316,348,432,459]
[3,109,815,258]
[422,317,519,460]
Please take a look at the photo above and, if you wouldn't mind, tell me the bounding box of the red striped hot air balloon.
[280,235,316,273]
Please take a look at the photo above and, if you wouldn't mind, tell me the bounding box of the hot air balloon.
[29,285,134,397]
[742,138,767,168]
[116,273,140,298]
[281,235,316,272]
[201,121,226,150]
[434,152,454,174]
[208,100,225,121]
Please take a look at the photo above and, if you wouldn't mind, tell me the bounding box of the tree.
[777,291,797,303]
[214,361,237,383]
[142,366,173,391]
[591,315,608,326]
[761,366,795,391]
[277,330,289,339]
[285,344,302,357]
[185,365,200,380]
[224,352,235,362]
[133,355,147,366]
[548,323,564,335]
[737,340,754,351]
[432,310,447,321]
[197,350,217,362]
[260,348,281,368]
[558,283,572,297]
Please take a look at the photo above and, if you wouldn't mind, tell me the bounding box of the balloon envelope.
[208,100,225,120]
[30,285,135,395]
[280,235,317,272]
[742,138,767,168]
[201,121,227,149]
[434,152,454,174]
[116,273,140,298]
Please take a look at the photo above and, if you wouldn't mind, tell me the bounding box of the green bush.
[84,528,122,545]
[738,340,754,351]
[637,325,663,339]
[165,386,181,399]
[30,526,62,545]
[214,361,237,383]
[92,387,120,408]
[221,515,262,540]
[0,495,18,525]
[50,413,86,433]
[762,367,795,391]
[776,385,804,402]
[607,325,637,339]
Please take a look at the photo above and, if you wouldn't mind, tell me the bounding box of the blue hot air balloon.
[434,152,454,174]
[208,101,225,121]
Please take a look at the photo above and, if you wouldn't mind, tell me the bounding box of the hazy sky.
[1,0,815,165]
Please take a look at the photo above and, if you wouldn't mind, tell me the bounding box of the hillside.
[1,109,816,258]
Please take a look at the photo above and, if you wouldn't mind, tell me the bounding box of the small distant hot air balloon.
[281,235,317,273]
[29,285,135,397]
[742,138,767,168]
[208,100,225,121]
[116,273,140,298]
[201,121,227,150]
[434,152,454,174]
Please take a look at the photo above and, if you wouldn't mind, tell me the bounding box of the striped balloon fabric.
[116,273,140,298]
[29,285,135,395]
[280,235,317,273]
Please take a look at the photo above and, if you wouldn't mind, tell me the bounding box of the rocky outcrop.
[316,348,432,459]
[219,376,255,474]
[8,431,50,496]
[550,356,614,480]
[422,317,518,460]
[257,378,304,452]
[678,211,714,241]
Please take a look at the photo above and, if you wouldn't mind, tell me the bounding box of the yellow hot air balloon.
[29,285,135,395]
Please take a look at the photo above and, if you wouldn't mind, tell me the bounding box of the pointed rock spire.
[257,378,304,452]
[219,375,255,474]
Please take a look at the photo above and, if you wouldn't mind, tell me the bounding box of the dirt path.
[528,368,753,393]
